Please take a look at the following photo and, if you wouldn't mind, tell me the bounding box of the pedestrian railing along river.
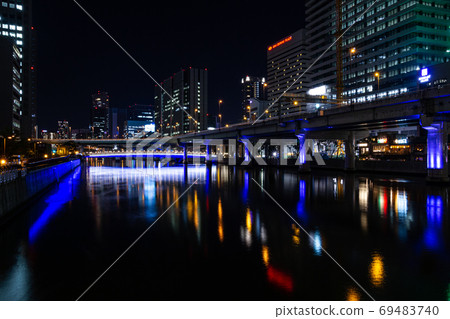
[0,159,81,222]
[0,168,27,185]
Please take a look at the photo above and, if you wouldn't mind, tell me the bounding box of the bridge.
[36,85,450,182]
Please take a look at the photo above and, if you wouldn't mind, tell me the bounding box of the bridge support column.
[183,145,188,165]
[345,131,356,171]
[206,145,212,167]
[297,134,311,172]
[228,139,237,166]
[424,122,448,182]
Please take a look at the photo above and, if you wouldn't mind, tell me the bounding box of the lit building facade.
[124,104,155,138]
[91,91,110,139]
[154,68,208,136]
[57,120,70,139]
[0,0,37,138]
[306,0,450,105]
[241,75,266,121]
[267,29,310,117]
[0,37,21,136]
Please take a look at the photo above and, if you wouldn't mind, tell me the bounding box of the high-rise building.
[267,29,310,117]
[123,104,156,138]
[241,75,266,121]
[0,0,37,138]
[0,37,21,136]
[91,91,110,139]
[154,67,208,136]
[110,107,127,138]
[57,120,70,139]
[306,0,450,105]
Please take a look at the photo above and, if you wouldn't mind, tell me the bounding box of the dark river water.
[0,163,449,301]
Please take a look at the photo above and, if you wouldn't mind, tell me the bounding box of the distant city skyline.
[32,0,306,131]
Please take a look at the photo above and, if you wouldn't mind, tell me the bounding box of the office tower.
[241,75,266,121]
[0,0,37,138]
[57,120,70,139]
[206,114,218,130]
[123,104,156,138]
[110,107,127,138]
[0,37,21,136]
[306,0,450,105]
[154,67,208,136]
[91,91,110,139]
[266,29,310,117]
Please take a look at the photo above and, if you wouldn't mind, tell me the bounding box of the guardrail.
[0,168,27,185]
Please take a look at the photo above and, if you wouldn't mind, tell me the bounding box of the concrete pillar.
[228,139,237,166]
[183,145,188,165]
[206,145,212,166]
[425,122,448,182]
[297,134,311,172]
[345,131,356,171]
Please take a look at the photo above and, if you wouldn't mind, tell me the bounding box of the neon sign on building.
[268,36,293,51]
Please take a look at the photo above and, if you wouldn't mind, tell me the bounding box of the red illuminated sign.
[268,36,293,51]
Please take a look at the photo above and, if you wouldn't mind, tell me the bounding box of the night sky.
[34,0,305,131]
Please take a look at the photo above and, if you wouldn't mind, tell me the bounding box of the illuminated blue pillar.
[183,145,188,165]
[425,122,448,182]
[296,133,310,172]
[206,145,212,166]
[244,141,251,163]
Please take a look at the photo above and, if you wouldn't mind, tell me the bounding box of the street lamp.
[247,105,251,122]
[218,100,223,128]
[374,72,380,91]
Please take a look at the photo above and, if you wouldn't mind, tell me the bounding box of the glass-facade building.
[241,75,266,122]
[0,0,36,137]
[266,29,310,117]
[306,0,450,105]
[0,37,21,135]
[91,91,110,139]
[155,68,208,136]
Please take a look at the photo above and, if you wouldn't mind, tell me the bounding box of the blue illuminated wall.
[427,129,444,170]
[0,160,81,220]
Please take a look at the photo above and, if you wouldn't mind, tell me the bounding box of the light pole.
[374,72,380,92]
[247,105,251,122]
[349,48,356,104]
[218,100,223,128]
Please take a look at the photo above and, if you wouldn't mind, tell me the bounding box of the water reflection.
[309,230,322,256]
[267,266,293,293]
[346,287,360,301]
[218,198,224,243]
[424,195,444,251]
[29,167,81,243]
[0,164,449,300]
[369,253,385,288]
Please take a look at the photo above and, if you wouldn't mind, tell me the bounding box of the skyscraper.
[57,120,70,139]
[267,29,310,117]
[0,0,37,138]
[241,75,266,121]
[154,67,208,136]
[306,0,450,104]
[0,37,21,136]
[91,91,110,139]
[124,104,155,138]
